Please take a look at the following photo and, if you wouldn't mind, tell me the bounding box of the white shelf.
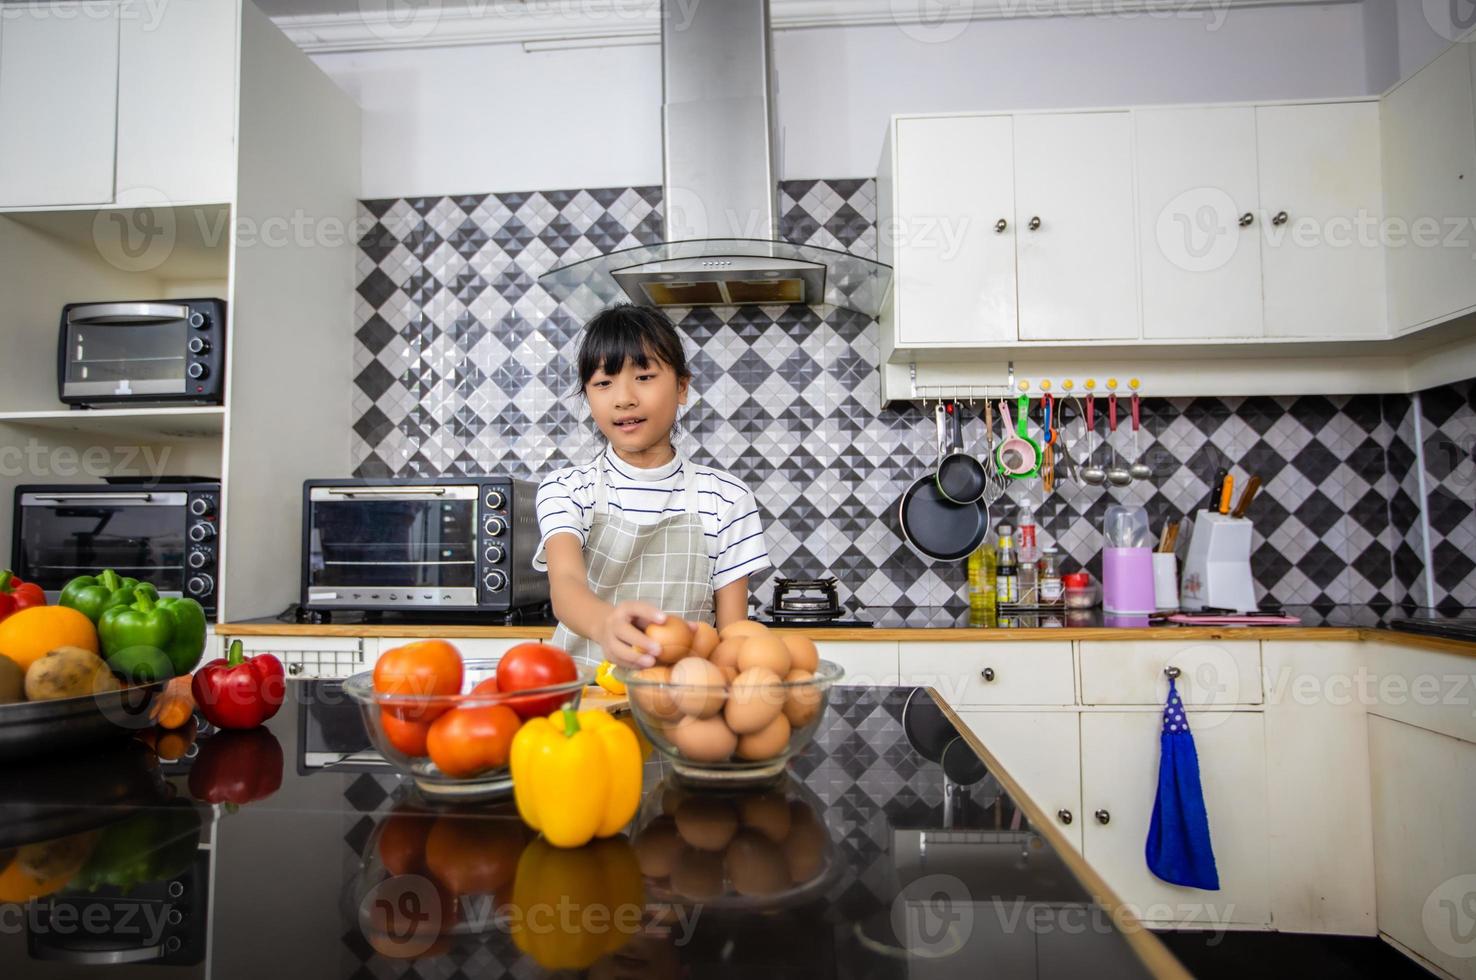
[0,406,225,441]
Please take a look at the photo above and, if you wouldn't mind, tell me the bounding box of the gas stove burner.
[764,576,860,625]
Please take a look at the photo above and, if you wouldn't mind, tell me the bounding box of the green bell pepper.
[58,569,158,624]
[98,587,208,680]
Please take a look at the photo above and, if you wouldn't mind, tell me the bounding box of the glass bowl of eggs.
[616,621,844,786]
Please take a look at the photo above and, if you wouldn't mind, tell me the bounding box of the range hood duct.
[538,0,891,319]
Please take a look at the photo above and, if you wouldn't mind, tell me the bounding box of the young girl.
[534,305,771,668]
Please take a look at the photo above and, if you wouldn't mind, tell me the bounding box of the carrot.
[150,675,196,729]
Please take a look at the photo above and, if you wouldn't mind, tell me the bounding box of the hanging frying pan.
[897,406,991,561]
[936,400,987,504]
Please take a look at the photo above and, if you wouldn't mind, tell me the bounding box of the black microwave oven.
[58,299,226,407]
[301,478,549,614]
[11,481,221,617]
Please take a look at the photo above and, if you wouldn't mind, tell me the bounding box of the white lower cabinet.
[814,641,900,687]
[1079,711,1270,927]
[232,635,368,679]
[1369,715,1476,980]
[957,710,1083,850]
[901,642,1075,707]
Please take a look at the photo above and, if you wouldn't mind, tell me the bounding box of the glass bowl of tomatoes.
[344,643,593,802]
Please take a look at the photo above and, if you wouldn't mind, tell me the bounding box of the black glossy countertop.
[0,684,1186,979]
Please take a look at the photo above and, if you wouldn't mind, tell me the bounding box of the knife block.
[1179,511,1257,614]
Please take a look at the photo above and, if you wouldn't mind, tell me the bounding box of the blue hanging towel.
[1145,677,1220,890]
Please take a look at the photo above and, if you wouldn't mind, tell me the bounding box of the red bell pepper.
[192,639,286,730]
[0,570,46,623]
[187,727,284,807]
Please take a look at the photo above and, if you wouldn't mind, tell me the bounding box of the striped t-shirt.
[534,449,772,592]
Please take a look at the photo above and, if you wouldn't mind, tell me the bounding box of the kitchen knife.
[1205,467,1228,513]
[1219,474,1234,514]
[1232,475,1262,518]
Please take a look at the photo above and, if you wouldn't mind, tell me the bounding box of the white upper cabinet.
[1136,106,1264,341]
[1257,103,1387,339]
[889,114,1017,347]
[115,0,238,206]
[1014,112,1139,342]
[0,2,120,207]
[1381,42,1476,335]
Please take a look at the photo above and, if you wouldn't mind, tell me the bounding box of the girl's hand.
[600,602,667,669]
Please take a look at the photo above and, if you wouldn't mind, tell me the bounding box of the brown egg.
[738,634,792,677]
[740,793,792,843]
[668,714,737,763]
[783,669,822,728]
[670,847,726,900]
[723,666,784,735]
[630,666,681,722]
[719,619,769,642]
[781,633,819,673]
[645,618,693,665]
[783,809,827,884]
[689,621,720,659]
[634,817,685,878]
[674,797,739,851]
[735,713,791,761]
[669,657,727,718]
[718,665,738,683]
[725,830,790,897]
[709,637,746,675]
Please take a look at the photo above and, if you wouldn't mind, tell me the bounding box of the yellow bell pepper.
[510,703,642,848]
[507,835,645,970]
[595,659,626,695]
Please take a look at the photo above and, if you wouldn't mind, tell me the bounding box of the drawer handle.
[995,218,1008,233]
[287,663,303,676]
[1238,212,1254,227]
[1164,666,1180,679]
[1057,809,1073,825]
[1028,216,1041,231]
[980,667,995,682]
[1095,809,1111,825]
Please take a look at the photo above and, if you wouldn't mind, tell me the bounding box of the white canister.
[1153,552,1179,612]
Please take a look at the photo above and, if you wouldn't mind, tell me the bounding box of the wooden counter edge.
[211,621,1473,657]
[930,690,1194,980]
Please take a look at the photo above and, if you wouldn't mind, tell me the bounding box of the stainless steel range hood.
[537,0,891,319]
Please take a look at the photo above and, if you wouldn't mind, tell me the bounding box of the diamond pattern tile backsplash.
[1418,379,1476,611]
[353,179,1472,615]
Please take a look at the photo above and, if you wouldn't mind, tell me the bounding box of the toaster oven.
[301,478,548,614]
[58,299,225,407]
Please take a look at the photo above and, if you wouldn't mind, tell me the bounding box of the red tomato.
[377,808,435,875]
[381,710,431,757]
[425,704,521,778]
[374,640,464,722]
[423,814,531,896]
[469,676,499,696]
[495,642,577,718]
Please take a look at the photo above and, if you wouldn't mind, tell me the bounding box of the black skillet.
[897,404,991,561]
[936,400,987,504]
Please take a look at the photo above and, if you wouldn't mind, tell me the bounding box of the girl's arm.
[544,533,664,668]
[714,577,750,630]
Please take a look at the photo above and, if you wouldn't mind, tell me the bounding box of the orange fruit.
[0,606,99,672]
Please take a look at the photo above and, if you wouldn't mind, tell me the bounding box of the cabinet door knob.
[1057,809,1073,825]
[1094,809,1111,825]
[1272,210,1289,226]
[1028,216,1041,231]
[980,667,995,682]
[1238,212,1255,228]
[995,219,1008,233]
[287,662,303,676]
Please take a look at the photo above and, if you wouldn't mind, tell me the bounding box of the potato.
[24,646,119,702]
[0,653,22,704]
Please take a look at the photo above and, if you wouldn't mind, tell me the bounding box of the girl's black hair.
[575,305,691,395]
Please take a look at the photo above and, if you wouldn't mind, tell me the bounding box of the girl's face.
[585,354,689,456]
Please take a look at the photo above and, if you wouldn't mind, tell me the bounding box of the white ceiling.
[252,0,369,13]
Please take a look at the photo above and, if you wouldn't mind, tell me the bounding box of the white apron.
[550,457,716,664]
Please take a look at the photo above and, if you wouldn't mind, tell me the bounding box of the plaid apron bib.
[551,456,715,664]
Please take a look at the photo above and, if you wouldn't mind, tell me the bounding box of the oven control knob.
[187,362,209,380]
[189,497,215,517]
[484,489,505,510]
[483,570,507,593]
[484,544,505,565]
[188,336,210,355]
[188,522,216,542]
[189,311,207,329]
[188,549,210,569]
[187,574,214,597]
[484,517,506,537]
